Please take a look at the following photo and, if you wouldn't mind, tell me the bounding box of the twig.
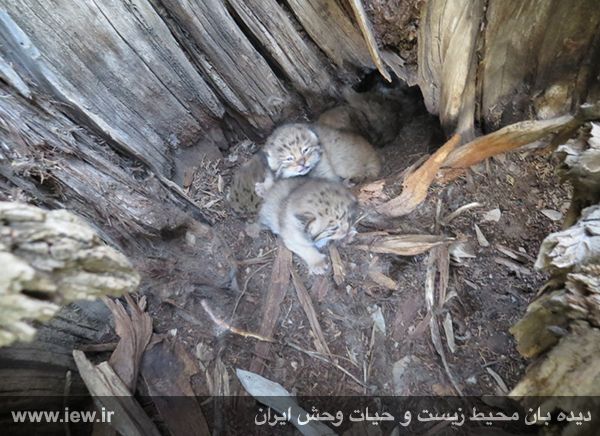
[201,299,275,343]
[229,263,268,322]
[285,342,366,388]
[199,299,365,387]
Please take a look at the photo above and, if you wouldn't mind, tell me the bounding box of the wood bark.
[419,0,600,137]
[0,3,224,176]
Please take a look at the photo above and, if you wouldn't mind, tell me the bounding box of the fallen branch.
[439,102,600,182]
[376,135,460,217]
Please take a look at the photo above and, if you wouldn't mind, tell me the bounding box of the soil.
[143,86,570,399]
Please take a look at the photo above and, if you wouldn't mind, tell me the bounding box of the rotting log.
[0,202,139,431]
[0,4,224,176]
[510,124,600,434]
[418,0,600,137]
[0,202,139,348]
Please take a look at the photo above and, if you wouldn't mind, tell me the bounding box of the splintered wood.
[348,0,391,82]
[141,338,211,436]
[250,241,292,373]
[73,351,161,436]
[104,295,152,390]
[291,270,331,357]
[376,134,460,217]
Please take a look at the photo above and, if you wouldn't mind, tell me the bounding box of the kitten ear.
[306,128,319,143]
[295,211,316,230]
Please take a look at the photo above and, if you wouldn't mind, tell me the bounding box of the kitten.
[227,153,270,214]
[263,123,381,182]
[258,177,357,274]
[228,122,380,214]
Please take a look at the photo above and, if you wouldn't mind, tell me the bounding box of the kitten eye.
[284,156,294,162]
[302,147,310,154]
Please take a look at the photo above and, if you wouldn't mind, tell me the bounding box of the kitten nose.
[298,158,306,166]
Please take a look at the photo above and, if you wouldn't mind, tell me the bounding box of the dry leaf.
[370,305,386,335]
[486,367,509,394]
[449,241,476,265]
[535,205,600,273]
[474,224,490,247]
[376,134,460,217]
[356,234,453,256]
[494,257,532,276]
[495,244,533,264]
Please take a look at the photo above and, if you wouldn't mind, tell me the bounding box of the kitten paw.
[244,222,261,238]
[255,173,274,198]
[308,257,329,275]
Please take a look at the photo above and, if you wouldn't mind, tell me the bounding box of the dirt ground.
[145,87,570,400]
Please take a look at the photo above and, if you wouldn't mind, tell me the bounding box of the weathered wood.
[156,0,296,131]
[439,103,600,181]
[417,0,600,136]
[227,0,337,103]
[418,0,484,140]
[0,202,139,348]
[286,0,373,73]
[250,242,292,374]
[74,351,162,436]
[0,4,224,176]
[480,0,600,129]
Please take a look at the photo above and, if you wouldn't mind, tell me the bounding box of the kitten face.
[263,124,322,178]
[297,190,358,248]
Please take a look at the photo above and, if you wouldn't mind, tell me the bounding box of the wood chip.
[73,350,161,436]
[443,312,456,353]
[313,276,330,302]
[347,0,391,82]
[494,257,532,276]
[367,269,398,291]
[291,270,331,357]
[141,338,211,436]
[328,245,346,286]
[541,209,563,221]
[438,110,594,182]
[482,208,502,222]
[474,224,490,247]
[250,241,292,373]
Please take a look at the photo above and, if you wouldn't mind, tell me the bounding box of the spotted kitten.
[263,123,381,182]
[227,153,270,214]
[258,177,357,275]
[228,122,379,214]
